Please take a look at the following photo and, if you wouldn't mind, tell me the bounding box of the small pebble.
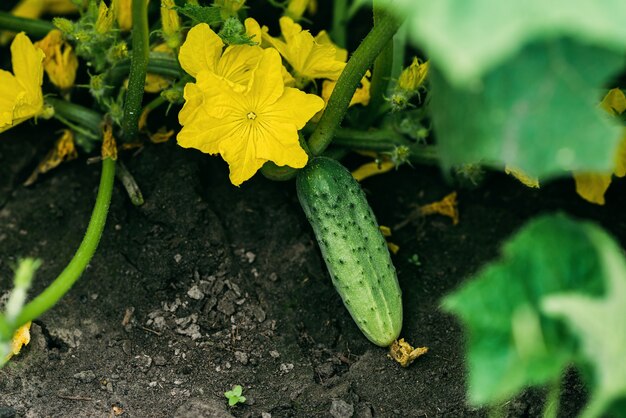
[330,399,354,418]
[73,370,96,383]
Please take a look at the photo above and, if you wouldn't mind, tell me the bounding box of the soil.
[3,122,621,417]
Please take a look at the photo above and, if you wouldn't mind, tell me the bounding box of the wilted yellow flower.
[398,57,429,92]
[573,88,626,205]
[351,156,394,182]
[177,48,324,185]
[264,17,345,82]
[4,322,32,363]
[35,29,79,90]
[95,1,115,34]
[0,33,46,133]
[25,129,78,185]
[419,192,459,225]
[285,0,317,20]
[505,166,540,188]
[160,0,181,49]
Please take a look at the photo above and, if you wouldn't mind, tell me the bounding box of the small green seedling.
[408,254,421,267]
[224,385,246,407]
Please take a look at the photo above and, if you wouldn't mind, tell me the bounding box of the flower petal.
[247,48,285,109]
[11,32,44,107]
[263,87,324,129]
[218,45,263,86]
[179,23,223,78]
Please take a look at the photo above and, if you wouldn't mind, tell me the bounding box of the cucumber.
[296,157,402,346]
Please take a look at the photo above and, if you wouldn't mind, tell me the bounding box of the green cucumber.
[296,157,402,346]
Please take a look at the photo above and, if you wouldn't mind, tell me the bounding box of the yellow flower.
[264,17,346,82]
[285,0,317,20]
[179,23,262,84]
[179,23,294,92]
[398,57,429,92]
[177,48,324,186]
[0,33,46,133]
[113,0,137,31]
[95,0,115,34]
[161,0,181,49]
[315,30,348,62]
[35,29,79,91]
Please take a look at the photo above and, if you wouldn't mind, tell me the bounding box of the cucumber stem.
[308,11,404,156]
[0,12,55,38]
[121,0,150,142]
[15,158,116,327]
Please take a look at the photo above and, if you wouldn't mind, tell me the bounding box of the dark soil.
[4,124,622,417]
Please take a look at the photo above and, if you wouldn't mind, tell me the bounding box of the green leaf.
[385,0,626,85]
[442,214,607,405]
[543,234,626,418]
[175,4,222,25]
[429,39,625,178]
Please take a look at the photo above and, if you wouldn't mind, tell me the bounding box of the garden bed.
[1,126,610,417]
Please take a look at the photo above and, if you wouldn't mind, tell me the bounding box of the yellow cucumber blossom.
[285,0,317,20]
[177,48,324,186]
[160,0,182,49]
[398,57,429,92]
[0,33,46,133]
[264,17,346,82]
[35,29,79,91]
[95,1,115,34]
[113,0,137,31]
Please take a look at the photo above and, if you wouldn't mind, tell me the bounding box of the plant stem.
[47,98,102,134]
[331,0,348,48]
[542,378,561,418]
[121,0,150,142]
[108,54,182,87]
[15,158,116,327]
[333,128,410,150]
[308,11,404,156]
[366,4,394,123]
[0,12,55,38]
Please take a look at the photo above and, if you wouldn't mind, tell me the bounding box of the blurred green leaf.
[543,239,626,418]
[442,214,608,405]
[429,39,625,178]
[385,0,626,85]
